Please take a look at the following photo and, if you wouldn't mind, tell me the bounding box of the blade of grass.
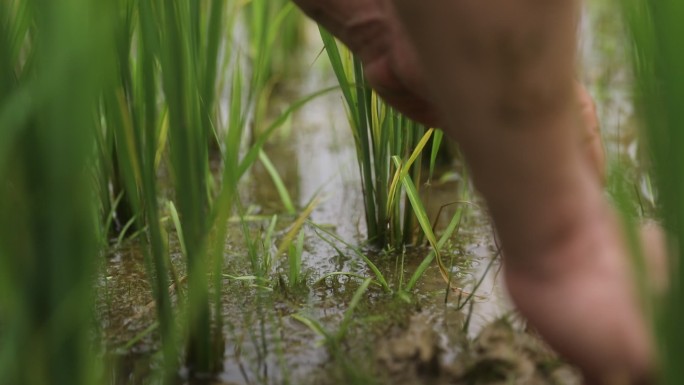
[429,130,444,182]
[276,196,319,256]
[405,184,470,292]
[622,1,684,383]
[237,85,339,179]
[337,278,373,340]
[167,201,188,257]
[387,128,434,213]
[258,150,296,214]
[309,221,391,292]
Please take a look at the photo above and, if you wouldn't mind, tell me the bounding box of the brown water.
[100,4,639,384]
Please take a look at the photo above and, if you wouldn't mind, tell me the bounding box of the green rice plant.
[155,1,217,372]
[316,31,470,292]
[622,1,684,383]
[0,1,116,384]
[309,221,391,293]
[240,214,279,286]
[319,28,439,249]
[101,2,180,372]
[232,197,317,290]
[287,231,306,287]
[244,0,304,89]
[308,187,469,297]
[258,150,296,214]
[292,278,378,384]
[404,197,468,292]
[292,278,373,350]
[220,86,340,291]
[243,0,299,134]
[96,0,142,239]
[100,0,240,375]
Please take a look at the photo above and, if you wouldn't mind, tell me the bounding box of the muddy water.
[100,6,637,384]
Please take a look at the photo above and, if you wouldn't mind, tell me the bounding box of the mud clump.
[376,315,581,385]
[376,313,442,380]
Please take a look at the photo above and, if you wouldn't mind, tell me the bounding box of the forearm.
[505,204,654,384]
[391,0,592,268]
[291,0,389,63]
[391,1,654,382]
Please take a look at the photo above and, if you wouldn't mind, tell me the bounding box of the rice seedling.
[309,221,392,293]
[304,161,470,298]
[287,231,306,287]
[155,1,220,372]
[244,0,304,89]
[0,1,116,384]
[243,0,300,135]
[292,278,378,384]
[99,0,326,375]
[95,0,238,374]
[318,28,445,250]
[258,150,296,214]
[237,214,279,288]
[292,278,373,350]
[230,196,318,291]
[404,189,470,293]
[621,0,684,383]
[308,168,467,295]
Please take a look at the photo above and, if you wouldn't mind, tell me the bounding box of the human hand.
[291,0,439,125]
[577,83,605,183]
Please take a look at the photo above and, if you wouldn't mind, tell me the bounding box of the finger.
[364,56,441,126]
[576,83,605,183]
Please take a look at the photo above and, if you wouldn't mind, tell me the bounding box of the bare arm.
[289,0,651,381]
[391,0,652,383]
